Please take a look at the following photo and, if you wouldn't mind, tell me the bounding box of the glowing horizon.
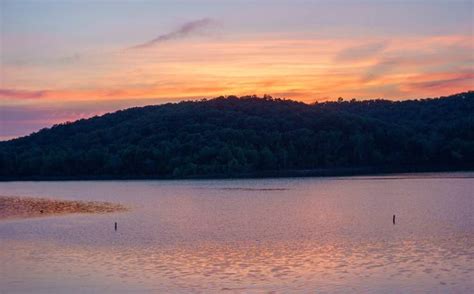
[1,0,473,139]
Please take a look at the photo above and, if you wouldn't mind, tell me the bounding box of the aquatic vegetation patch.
[0,196,127,220]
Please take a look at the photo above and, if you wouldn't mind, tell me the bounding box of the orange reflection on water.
[1,237,473,293]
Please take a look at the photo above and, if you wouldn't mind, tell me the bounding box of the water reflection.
[0,174,473,292]
[1,236,473,293]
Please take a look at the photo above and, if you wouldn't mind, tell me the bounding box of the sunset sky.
[1,0,473,139]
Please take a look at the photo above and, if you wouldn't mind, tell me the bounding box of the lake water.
[1,173,473,293]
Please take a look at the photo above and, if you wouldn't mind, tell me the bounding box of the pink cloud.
[0,89,47,99]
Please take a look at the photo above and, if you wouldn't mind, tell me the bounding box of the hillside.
[1,92,473,179]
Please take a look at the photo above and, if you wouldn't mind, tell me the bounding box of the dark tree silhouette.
[0,91,473,179]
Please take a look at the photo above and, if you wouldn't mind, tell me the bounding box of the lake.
[1,173,473,293]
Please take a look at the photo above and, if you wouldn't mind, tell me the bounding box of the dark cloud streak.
[408,72,474,90]
[128,18,215,50]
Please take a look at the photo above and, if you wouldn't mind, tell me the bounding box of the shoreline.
[0,165,472,182]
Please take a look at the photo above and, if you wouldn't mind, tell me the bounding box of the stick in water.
[115,222,117,231]
[393,215,396,225]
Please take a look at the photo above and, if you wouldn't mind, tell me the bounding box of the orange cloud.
[1,34,472,105]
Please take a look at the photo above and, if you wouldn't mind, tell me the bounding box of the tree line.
[0,92,473,179]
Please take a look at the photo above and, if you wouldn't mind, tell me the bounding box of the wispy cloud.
[334,41,388,62]
[0,89,47,100]
[406,71,474,91]
[128,18,215,50]
[361,37,473,82]
[362,58,399,82]
[5,53,82,67]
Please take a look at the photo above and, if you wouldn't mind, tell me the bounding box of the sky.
[1,0,473,139]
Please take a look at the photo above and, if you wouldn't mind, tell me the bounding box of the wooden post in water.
[114,222,117,231]
[393,215,396,225]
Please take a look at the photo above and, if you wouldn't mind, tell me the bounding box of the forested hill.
[1,92,473,179]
